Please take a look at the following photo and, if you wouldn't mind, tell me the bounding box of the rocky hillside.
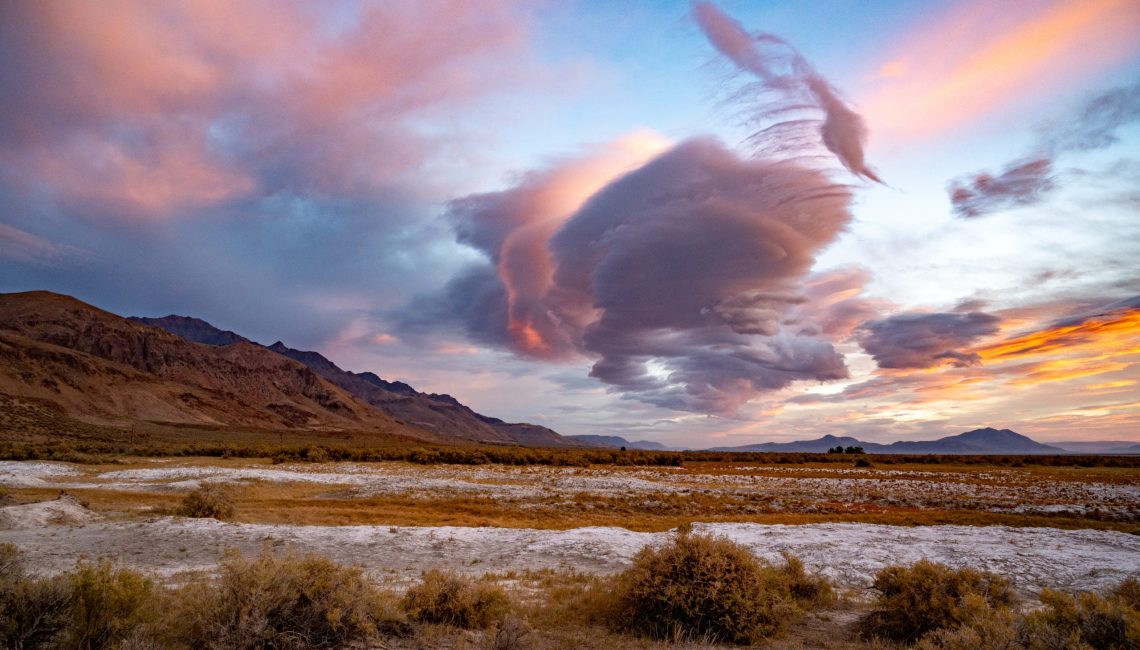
[0,291,436,440]
[132,311,573,447]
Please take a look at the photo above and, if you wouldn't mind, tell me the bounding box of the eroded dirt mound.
[0,494,100,529]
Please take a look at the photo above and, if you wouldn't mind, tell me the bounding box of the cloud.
[0,0,531,220]
[980,295,1140,361]
[404,3,883,416]
[859,311,1001,369]
[0,0,548,353]
[860,0,1140,141]
[1041,82,1140,154]
[948,157,1054,218]
[0,224,84,266]
[692,1,882,183]
[443,132,671,357]
[546,139,853,413]
[947,82,1140,218]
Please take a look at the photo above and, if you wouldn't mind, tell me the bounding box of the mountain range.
[564,434,671,450]
[0,291,574,447]
[131,315,568,446]
[2,291,1135,455]
[708,429,1067,454]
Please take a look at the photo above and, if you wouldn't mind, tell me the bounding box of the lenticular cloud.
[415,2,883,415]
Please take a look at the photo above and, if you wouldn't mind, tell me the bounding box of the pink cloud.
[0,0,533,219]
[860,0,1140,141]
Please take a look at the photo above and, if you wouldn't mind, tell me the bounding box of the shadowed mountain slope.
[131,315,573,447]
[0,291,440,440]
[565,434,671,450]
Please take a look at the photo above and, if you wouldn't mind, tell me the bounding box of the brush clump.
[859,559,1016,643]
[602,527,833,644]
[401,569,511,629]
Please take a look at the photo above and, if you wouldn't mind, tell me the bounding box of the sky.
[1,0,1138,446]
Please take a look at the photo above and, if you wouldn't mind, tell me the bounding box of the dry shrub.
[1,546,156,650]
[1019,585,1140,650]
[58,560,158,650]
[487,614,532,650]
[174,484,234,520]
[1113,577,1140,611]
[402,569,511,629]
[914,604,1022,650]
[171,549,403,649]
[0,544,70,649]
[604,530,832,644]
[859,559,1016,643]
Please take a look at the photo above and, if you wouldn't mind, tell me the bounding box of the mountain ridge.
[565,434,671,450]
[131,315,573,447]
[0,290,429,439]
[709,428,1066,454]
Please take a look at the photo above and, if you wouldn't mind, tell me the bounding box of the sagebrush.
[603,529,832,644]
[859,559,1016,643]
[402,569,511,629]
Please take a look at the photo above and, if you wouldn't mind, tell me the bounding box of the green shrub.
[402,569,510,629]
[859,560,1016,643]
[604,530,831,644]
[1019,585,1140,650]
[57,560,157,650]
[174,484,234,520]
[0,544,70,649]
[171,549,400,649]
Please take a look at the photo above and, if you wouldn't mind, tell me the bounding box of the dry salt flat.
[1,499,1137,595]
[4,461,1138,519]
[3,460,1138,594]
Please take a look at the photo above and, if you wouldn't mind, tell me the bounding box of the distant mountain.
[711,428,1066,455]
[887,428,1064,454]
[0,291,428,439]
[1054,441,1140,454]
[129,315,250,346]
[709,434,866,453]
[566,434,671,450]
[133,311,572,447]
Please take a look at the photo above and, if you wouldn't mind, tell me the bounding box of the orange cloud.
[860,0,1140,140]
[979,307,1140,361]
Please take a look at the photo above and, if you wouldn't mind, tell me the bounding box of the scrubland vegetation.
[2,535,1138,650]
[3,438,1139,469]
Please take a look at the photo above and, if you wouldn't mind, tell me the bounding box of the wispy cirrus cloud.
[860,0,1140,141]
[692,1,882,183]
